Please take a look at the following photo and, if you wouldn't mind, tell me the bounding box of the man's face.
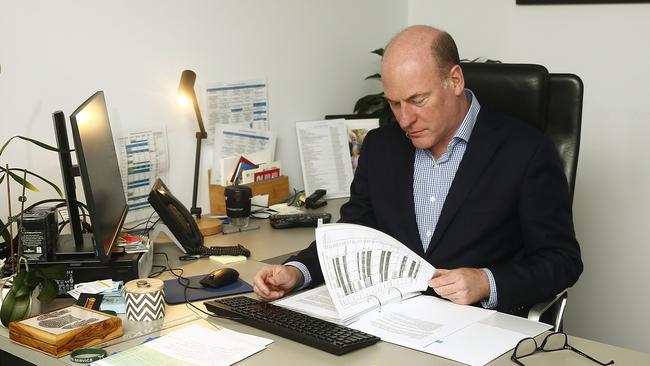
[382,54,464,154]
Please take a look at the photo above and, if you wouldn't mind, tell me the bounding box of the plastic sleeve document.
[94,323,273,366]
[295,119,354,198]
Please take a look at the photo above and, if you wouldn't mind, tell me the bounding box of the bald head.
[382,25,460,78]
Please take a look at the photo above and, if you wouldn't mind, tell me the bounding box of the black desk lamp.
[177,69,221,235]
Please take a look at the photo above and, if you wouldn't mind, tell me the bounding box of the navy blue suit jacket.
[287,108,583,315]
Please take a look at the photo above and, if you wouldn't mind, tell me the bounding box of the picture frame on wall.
[518,0,650,4]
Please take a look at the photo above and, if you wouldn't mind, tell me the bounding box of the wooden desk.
[2,199,649,365]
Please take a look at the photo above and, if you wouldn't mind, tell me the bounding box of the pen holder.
[209,174,289,215]
[124,279,165,321]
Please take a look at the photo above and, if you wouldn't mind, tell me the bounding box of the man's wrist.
[284,261,311,290]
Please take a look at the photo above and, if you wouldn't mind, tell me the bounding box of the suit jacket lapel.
[424,110,505,258]
[393,132,424,255]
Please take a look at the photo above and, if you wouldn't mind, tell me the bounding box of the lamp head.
[177,69,197,106]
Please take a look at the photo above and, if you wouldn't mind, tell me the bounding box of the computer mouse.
[200,267,239,288]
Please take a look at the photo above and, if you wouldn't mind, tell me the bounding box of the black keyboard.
[204,296,379,355]
[269,212,332,229]
[186,244,251,257]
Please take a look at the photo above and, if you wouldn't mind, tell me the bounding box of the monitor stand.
[55,233,95,259]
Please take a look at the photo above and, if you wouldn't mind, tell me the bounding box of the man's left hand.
[428,268,490,305]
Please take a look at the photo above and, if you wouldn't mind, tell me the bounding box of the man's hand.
[428,268,490,305]
[253,265,304,301]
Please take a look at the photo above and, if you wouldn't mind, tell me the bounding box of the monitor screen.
[69,91,127,262]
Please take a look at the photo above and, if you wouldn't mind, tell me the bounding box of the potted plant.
[1,259,65,326]
[1,135,66,326]
[353,48,395,127]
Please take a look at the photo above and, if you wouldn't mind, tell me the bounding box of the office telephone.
[148,178,204,251]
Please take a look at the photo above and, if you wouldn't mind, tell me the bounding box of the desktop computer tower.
[30,242,154,296]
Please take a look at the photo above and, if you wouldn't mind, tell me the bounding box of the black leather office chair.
[462,62,584,331]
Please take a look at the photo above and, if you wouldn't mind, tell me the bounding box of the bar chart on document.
[117,129,169,224]
[315,223,435,321]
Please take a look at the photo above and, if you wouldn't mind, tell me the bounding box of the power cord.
[149,252,241,320]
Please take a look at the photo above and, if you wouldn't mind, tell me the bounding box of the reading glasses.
[511,332,614,366]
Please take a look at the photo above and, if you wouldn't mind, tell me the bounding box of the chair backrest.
[461,63,583,203]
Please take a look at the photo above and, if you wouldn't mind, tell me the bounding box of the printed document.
[205,79,269,139]
[295,119,354,198]
[117,128,169,224]
[94,323,273,366]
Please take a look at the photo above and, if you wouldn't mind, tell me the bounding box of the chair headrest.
[461,63,550,132]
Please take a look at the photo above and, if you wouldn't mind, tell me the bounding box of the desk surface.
[201,198,344,263]
[2,199,649,365]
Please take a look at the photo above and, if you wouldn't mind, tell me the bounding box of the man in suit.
[253,25,582,315]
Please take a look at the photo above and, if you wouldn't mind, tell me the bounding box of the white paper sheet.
[94,324,273,366]
[205,79,269,137]
[295,119,355,198]
[116,128,169,224]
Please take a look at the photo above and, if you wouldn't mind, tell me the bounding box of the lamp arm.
[191,89,207,137]
[191,133,203,218]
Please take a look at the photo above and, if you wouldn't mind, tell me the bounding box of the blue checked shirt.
[413,90,497,309]
[289,90,497,309]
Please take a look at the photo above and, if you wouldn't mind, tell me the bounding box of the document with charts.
[275,223,551,365]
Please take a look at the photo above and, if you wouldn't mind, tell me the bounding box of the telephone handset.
[148,178,203,251]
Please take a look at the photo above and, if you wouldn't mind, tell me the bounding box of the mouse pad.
[163,275,253,305]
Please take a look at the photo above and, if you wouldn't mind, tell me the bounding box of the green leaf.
[36,264,67,280]
[37,279,59,303]
[0,217,11,244]
[0,288,17,326]
[7,170,39,192]
[21,271,39,291]
[11,271,27,293]
[0,289,31,326]
[10,168,63,197]
[371,48,384,56]
[364,73,381,80]
[0,135,61,157]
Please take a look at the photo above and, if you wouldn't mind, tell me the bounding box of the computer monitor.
[53,91,128,263]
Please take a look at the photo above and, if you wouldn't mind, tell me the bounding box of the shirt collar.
[454,89,481,143]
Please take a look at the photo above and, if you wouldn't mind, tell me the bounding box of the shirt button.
[426,231,432,237]
[430,196,436,203]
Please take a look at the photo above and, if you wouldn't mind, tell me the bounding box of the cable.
[149,252,241,320]
[143,217,160,236]
[123,212,159,231]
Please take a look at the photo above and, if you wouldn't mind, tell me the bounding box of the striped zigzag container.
[123,278,165,321]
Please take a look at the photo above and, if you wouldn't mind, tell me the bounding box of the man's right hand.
[253,265,304,301]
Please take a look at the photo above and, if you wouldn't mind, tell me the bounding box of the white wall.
[0,1,405,220]
[409,0,650,353]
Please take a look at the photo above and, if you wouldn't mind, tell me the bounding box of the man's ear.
[446,64,465,95]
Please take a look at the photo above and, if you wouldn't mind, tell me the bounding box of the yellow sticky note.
[209,255,247,264]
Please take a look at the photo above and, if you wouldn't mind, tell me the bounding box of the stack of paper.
[68,279,119,300]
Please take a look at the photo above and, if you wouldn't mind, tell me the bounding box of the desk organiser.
[209,174,289,215]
